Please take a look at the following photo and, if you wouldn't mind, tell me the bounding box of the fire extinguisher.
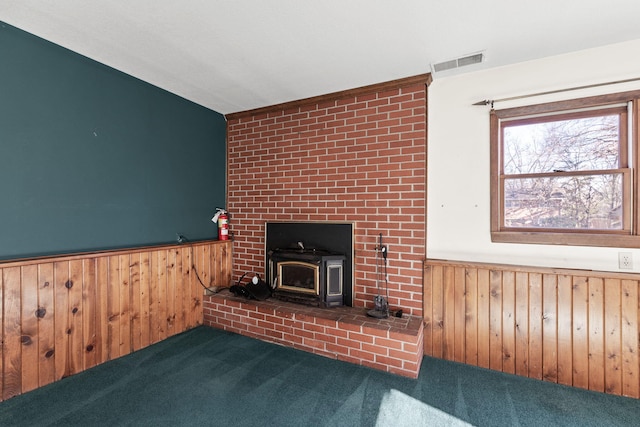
[211,208,229,240]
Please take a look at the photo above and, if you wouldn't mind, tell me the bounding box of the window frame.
[490,89,640,248]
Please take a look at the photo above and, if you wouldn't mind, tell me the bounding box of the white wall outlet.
[619,252,633,269]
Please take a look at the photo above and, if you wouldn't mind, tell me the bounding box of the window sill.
[491,231,640,248]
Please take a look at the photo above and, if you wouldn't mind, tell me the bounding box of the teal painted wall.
[0,22,227,260]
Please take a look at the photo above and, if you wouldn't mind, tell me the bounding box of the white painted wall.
[427,39,640,272]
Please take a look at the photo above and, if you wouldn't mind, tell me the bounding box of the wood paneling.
[0,240,231,402]
[424,259,640,398]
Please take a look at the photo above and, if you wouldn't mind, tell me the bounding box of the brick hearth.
[204,291,424,378]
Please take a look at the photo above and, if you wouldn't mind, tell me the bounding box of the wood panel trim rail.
[0,240,222,268]
[426,258,640,280]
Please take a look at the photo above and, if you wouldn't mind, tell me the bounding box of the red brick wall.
[226,76,428,316]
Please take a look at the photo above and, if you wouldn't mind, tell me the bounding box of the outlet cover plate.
[619,252,633,269]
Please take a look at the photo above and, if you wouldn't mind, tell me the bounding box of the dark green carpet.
[0,326,638,426]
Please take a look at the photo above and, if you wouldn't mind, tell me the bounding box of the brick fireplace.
[204,74,430,377]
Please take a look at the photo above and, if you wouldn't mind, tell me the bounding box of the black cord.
[179,235,228,294]
[192,252,214,292]
[236,272,248,287]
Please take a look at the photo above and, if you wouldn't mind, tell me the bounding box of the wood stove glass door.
[277,261,319,295]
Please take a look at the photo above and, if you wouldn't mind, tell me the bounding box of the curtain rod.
[472,76,640,107]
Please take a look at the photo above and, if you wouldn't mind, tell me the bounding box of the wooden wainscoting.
[0,240,232,402]
[423,259,640,398]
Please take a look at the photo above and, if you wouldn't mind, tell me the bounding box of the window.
[490,90,640,247]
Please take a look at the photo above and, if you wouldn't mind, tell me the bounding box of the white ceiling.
[3,1,640,115]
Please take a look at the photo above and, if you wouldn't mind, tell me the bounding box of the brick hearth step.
[203,290,424,378]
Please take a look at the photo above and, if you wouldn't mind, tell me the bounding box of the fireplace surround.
[226,75,428,316]
[215,75,428,377]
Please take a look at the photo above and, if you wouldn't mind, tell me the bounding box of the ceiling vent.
[431,52,485,73]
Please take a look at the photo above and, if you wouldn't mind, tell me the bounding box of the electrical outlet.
[619,252,633,269]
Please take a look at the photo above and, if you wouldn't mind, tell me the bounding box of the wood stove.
[265,222,353,307]
[268,248,346,307]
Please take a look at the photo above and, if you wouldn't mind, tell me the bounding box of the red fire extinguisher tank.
[212,208,229,240]
[217,212,229,240]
